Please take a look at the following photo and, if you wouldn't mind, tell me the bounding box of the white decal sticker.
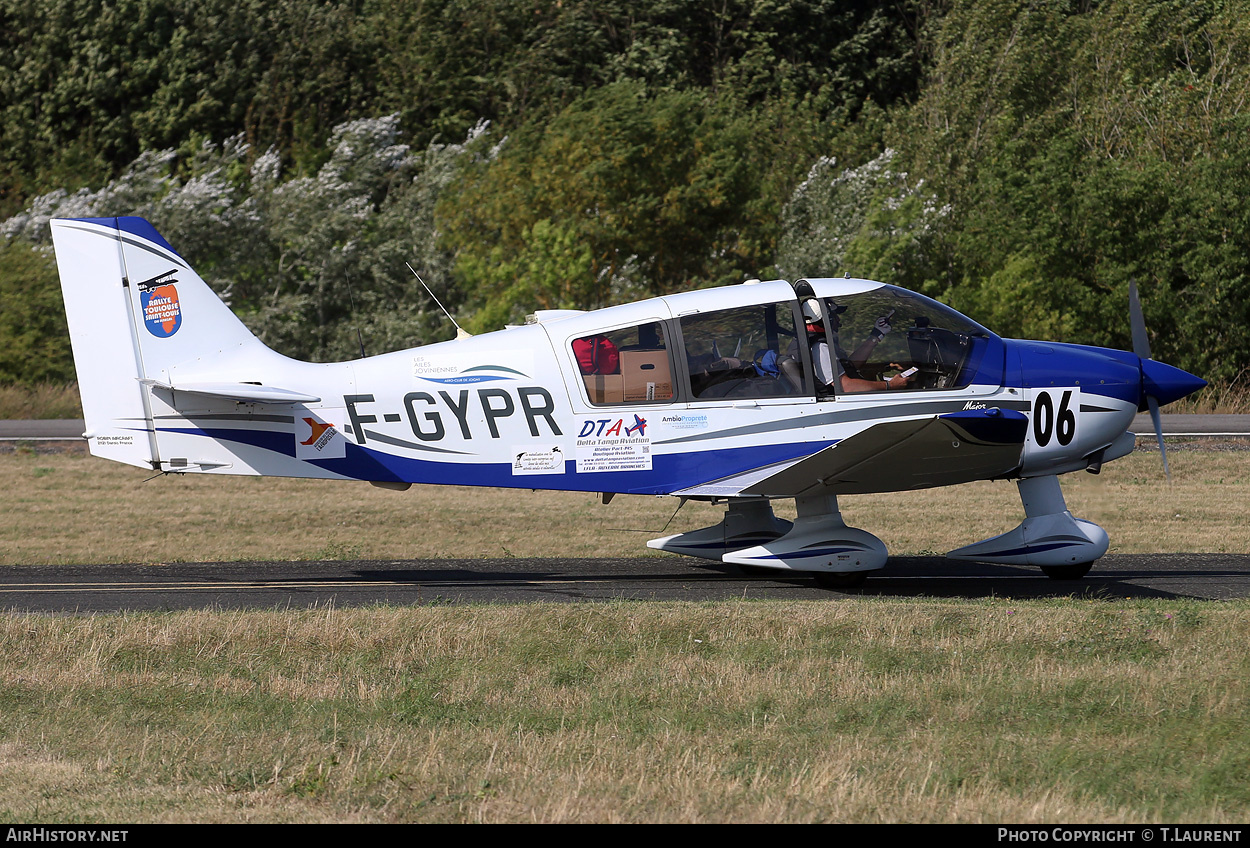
[1028,388,1081,450]
[660,413,709,432]
[296,408,347,460]
[511,445,566,475]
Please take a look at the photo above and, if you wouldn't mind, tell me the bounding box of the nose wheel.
[947,475,1108,577]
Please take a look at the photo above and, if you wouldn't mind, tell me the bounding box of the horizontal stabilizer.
[141,379,320,404]
[732,408,1027,498]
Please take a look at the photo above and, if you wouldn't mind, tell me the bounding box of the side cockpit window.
[680,302,809,400]
[802,287,989,396]
[573,321,674,405]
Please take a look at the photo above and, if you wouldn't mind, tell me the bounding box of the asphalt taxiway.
[3,418,1245,612]
[0,554,1246,613]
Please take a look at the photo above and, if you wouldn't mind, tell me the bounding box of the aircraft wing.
[677,409,1028,498]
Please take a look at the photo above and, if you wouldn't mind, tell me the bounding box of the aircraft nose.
[1140,358,1206,408]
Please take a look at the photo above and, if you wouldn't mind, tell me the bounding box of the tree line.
[1,0,1246,388]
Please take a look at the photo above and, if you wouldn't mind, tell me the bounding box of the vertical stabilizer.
[50,217,283,469]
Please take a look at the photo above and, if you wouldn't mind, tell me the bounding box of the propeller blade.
[1147,394,1170,482]
[1131,279,1176,481]
[1129,278,1151,360]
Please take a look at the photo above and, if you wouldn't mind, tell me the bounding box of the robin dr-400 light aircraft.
[51,216,1206,587]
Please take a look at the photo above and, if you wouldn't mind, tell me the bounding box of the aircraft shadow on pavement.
[350,553,1250,602]
[688,552,1244,599]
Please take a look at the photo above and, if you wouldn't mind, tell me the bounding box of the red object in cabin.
[573,335,620,375]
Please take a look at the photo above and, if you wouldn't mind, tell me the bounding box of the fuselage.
[144,277,1201,496]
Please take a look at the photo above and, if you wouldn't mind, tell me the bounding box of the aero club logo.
[296,411,347,460]
[137,271,182,338]
[301,419,337,451]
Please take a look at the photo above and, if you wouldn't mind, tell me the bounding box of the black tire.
[1040,563,1093,581]
[813,571,870,590]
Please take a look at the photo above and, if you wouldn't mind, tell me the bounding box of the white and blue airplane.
[50,216,1205,587]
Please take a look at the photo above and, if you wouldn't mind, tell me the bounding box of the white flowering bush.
[777,149,949,285]
[1,115,478,362]
[0,150,178,247]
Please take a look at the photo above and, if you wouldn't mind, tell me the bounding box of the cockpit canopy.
[558,278,1000,406]
[797,279,995,396]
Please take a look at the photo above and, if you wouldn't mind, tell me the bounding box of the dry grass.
[1,445,1249,822]
[1,442,1247,564]
[1169,377,1250,414]
[0,383,82,419]
[0,601,1246,822]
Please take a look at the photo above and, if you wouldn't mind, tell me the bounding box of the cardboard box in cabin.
[583,373,624,404]
[621,350,673,401]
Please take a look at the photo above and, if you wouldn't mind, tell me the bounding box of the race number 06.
[1032,389,1076,447]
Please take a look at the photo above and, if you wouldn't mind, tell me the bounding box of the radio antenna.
[345,272,367,359]
[406,263,471,339]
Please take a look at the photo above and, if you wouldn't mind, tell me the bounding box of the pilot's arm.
[814,339,910,392]
[847,313,893,371]
[840,373,911,392]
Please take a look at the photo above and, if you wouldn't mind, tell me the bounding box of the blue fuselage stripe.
[157,426,826,495]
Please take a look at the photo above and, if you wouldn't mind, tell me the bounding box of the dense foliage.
[1,0,1246,387]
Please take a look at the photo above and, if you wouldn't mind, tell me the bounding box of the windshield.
[805,285,992,396]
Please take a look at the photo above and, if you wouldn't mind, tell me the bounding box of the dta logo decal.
[137,271,182,337]
[575,416,652,473]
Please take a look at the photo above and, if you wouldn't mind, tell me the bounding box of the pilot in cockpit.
[800,299,913,393]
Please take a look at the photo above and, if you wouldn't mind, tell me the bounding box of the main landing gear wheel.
[722,495,888,589]
[813,571,870,590]
[946,476,1109,575]
[1040,563,1093,581]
